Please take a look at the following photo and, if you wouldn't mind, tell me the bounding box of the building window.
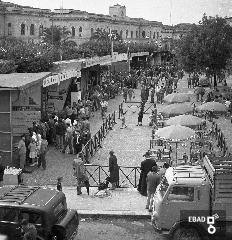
[131,31,133,38]
[136,31,138,38]
[21,23,25,35]
[120,30,123,38]
[7,23,12,35]
[30,24,35,35]
[150,31,152,38]
[126,30,128,38]
[142,31,146,38]
[157,32,159,39]
[91,28,94,37]
[71,27,75,37]
[39,25,43,36]
[153,32,156,39]
[79,27,82,37]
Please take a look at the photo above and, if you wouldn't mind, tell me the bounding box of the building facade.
[0,1,163,45]
[0,1,191,49]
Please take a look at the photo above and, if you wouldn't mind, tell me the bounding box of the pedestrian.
[57,177,63,191]
[0,156,5,187]
[158,162,170,177]
[108,150,119,190]
[182,152,188,164]
[123,86,128,102]
[150,87,155,103]
[56,118,66,149]
[73,154,90,195]
[120,112,127,129]
[28,138,37,166]
[146,165,160,212]
[137,110,143,126]
[38,137,48,170]
[137,152,157,196]
[18,135,27,170]
[21,219,37,240]
[128,87,134,102]
[73,130,83,155]
[62,123,73,154]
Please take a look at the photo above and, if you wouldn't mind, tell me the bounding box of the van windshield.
[157,176,169,198]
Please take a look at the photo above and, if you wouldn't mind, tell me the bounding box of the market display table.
[3,168,23,185]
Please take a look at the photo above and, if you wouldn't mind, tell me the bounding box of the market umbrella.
[160,103,193,117]
[164,114,204,128]
[199,77,211,87]
[164,93,191,104]
[196,102,227,113]
[155,125,196,160]
[194,87,205,95]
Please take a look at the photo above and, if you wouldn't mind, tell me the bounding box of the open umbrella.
[196,102,227,113]
[165,115,204,128]
[199,77,211,87]
[155,125,196,160]
[160,103,193,117]
[164,93,191,104]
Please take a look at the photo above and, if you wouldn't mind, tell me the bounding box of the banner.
[43,70,81,88]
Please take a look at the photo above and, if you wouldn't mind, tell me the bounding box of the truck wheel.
[173,227,201,240]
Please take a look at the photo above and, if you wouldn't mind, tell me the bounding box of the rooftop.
[0,72,51,90]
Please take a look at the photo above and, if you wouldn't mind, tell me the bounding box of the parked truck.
[152,155,232,240]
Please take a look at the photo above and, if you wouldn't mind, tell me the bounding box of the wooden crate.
[3,173,22,185]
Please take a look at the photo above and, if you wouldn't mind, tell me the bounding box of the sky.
[5,0,222,25]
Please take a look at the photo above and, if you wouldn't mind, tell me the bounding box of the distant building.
[217,0,232,18]
[0,1,191,46]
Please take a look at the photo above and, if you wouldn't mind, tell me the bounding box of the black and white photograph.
[0,0,232,239]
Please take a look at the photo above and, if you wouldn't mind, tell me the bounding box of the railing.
[84,164,141,188]
[80,111,116,163]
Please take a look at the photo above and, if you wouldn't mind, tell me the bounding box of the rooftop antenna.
[170,0,173,26]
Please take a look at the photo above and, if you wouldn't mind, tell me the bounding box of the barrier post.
[118,104,121,119]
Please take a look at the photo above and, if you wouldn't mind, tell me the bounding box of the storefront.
[0,72,51,166]
[42,70,81,118]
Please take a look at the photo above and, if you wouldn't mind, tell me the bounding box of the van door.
[160,186,200,230]
[0,207,22,240]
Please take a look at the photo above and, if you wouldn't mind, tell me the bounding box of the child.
[28,138,37,166]
[57,177,63,191]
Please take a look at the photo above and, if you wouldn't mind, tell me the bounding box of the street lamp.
[124,40,131,74]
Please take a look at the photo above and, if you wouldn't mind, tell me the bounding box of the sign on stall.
[12,111,41,135]
[43,70,81,88]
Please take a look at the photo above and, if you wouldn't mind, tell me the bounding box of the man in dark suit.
[137,152,157,196]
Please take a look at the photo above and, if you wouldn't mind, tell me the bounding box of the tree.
[0,37,54,73]
[177,15,232,80]
[42,25,77,60]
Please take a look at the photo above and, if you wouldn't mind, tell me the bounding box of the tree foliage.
[0,37,54,72]
[177,15,232,76]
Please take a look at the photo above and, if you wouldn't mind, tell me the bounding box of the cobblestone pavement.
[23,75,231,186]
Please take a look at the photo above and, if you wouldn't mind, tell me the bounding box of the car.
[0,185,79,240]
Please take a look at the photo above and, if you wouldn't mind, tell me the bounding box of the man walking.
[146,165,160,212]
[18,135,26,170]
[38,137,48,170]
[62,123,73,154]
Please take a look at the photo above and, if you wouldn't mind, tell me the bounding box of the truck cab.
[152,157,232,240]
[0,185,79,240]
